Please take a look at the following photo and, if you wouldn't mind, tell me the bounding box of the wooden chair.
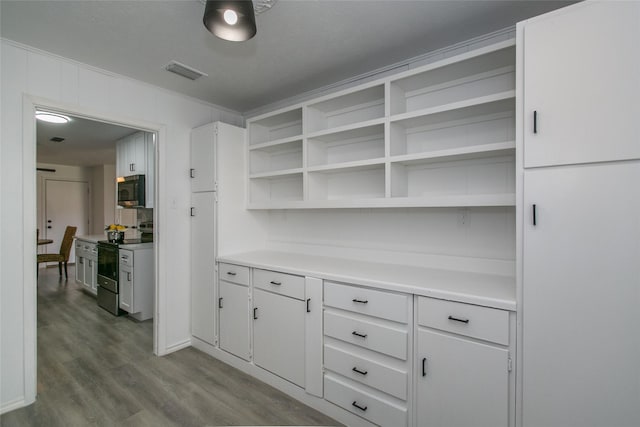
[37,226,77,278]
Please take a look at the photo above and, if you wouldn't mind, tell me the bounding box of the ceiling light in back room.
[35,111,70,124]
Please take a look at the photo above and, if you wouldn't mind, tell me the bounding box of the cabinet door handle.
[448,315,470,324]
[190,168,195,179]
[127,272,131,281]
[88,260,92,267]
[352,331,367,338]
[352,298,368,304]
[79,258,83,264]
[533,110,538,134]
[422,357,427,377]
[253,307,258,320]
[218,297,223,309]
[352,401,367,412]
[269,281,281,286]
[226,271,236,276]
[532,204,537,226]
[306,298,311,313]
[190,207,195,217]
[352,367,368,376]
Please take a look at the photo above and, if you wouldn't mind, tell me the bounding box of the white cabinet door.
[523,1,640,167]
[83,257,93,292]
[522,162,640,427]
[253,288,305,387]
[129,131,147,174]
[190,191,216,345]
[116,136,128,177]
[190,123,216,192]
[87,257,97,294]
[75,255,85,285]
[218,280,250,360]
[119,265,133,312]
[416,328,509,427]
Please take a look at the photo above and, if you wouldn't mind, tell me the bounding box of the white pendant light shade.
[203,0,257,42]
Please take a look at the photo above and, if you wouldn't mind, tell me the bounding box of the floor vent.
[164,61,208,81]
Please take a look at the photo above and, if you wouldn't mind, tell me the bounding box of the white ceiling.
[1,0,575,113]
[36,114,138,167]
[2,0,575,166]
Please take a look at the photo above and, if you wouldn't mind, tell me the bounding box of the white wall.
[0,39,243,413]
[91,164,116,234]
[265,207,515,276]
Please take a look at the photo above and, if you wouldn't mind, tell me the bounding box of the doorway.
[34,106,160,354]
[42,179,90,263]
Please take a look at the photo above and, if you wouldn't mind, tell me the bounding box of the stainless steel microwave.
[117,174,145,208]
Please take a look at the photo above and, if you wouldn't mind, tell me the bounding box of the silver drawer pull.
[448,315,470,324]
[226,271,237,276]
[269,281,281,286]
[352,298,368,304]
[352,331,367,339]
[352,401,367,412]
[352,367,368,376]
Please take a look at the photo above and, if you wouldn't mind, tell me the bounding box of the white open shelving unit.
[246,40,516,209]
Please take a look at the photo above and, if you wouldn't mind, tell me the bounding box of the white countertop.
[218,250,516,311]
[75,235,153,250]
[75,234,106,243]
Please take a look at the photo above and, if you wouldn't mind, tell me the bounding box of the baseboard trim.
[0,396,28,415]
[190,337,376,427]
[161,338,191,355]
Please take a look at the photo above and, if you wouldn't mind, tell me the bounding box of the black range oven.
[97,241,122,315]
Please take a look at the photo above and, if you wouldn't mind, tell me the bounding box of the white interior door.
[45,179,89,263]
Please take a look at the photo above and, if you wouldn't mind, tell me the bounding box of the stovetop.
[98,236,153,247]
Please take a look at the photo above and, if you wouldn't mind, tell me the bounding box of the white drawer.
[218,263,250,286]
[324,343,408,400]
[324,374,407,427]
[324,281,409,324]
[119,249,133,267]
[324,311,408,360]
[253,268,305,300]
[417,297,509,345]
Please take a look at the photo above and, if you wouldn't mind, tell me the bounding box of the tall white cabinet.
[190,122,246,347]
[519,2,640,426]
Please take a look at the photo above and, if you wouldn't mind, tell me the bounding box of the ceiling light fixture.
[35,111,70,124]
[203,0,257,42]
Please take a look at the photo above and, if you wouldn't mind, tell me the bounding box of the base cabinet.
[218,273,250,361]
[253,288,305,386]
[75,240,97,295]
[416,329,509,427]
[118,247,154,321]
[416,296,512,427]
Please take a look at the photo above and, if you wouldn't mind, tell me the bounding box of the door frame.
[22,94,167,403]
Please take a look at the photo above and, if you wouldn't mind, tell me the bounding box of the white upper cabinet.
[246,40,516,209]
[522,1,640,167]
[190,123,217,192]
[116,131,148,177]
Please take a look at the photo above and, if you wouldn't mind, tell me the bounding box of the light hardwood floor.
[1,266,340,426]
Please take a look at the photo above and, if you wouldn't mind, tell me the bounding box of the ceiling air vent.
[164,61,208,81]
[50,137,65,142]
